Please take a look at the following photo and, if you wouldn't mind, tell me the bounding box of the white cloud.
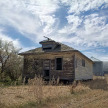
[58,15,82,35]
[64,0,108,14]
[0,0,108,61]
[57,13,108,48]
[20,46,36,53]
[77,14,108,47]
[0,0,107,46]
[0,28,35,52]
[0,0,59,42]
[0,28,21,48]
[26,0,59,15]
[83,51,108,61]
[67,15,82,24]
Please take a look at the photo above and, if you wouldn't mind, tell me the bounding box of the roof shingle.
[19,42,75,55]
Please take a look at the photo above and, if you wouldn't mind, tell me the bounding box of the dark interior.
[43,47,52,50]
[44,70,49,77]
[56,58,62,70]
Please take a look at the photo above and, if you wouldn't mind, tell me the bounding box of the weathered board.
[23,52,75,81]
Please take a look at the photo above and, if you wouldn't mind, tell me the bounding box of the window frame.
[55,57,63,70]
[82,59,85,67]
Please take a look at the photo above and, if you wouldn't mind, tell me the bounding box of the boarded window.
[56,58,62,70]
[82,59,85,67]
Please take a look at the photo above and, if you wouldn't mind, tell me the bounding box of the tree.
[0,39,23,81]
[5,53,23,81]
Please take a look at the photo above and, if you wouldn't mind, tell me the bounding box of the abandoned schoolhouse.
[19,38,93,82]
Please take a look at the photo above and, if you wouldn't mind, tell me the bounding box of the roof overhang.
[76,51,93,63]
[19,50,93,63]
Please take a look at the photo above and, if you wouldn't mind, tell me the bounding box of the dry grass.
[105,74,108,84]
[0,85,69,107]
[0,75,108,108]
[85,75,108,90]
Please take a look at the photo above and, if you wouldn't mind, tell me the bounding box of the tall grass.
[82,75,108,90]
[0,75,108,108]
[70,81,90,94]
[105,74,108,84]
[28,76,44,103]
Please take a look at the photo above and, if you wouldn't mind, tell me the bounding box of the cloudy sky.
[0,0,108,61]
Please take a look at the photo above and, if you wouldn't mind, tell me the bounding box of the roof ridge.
[19,40,75,55]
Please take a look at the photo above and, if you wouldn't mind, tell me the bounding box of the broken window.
[43,47,52,50]
[56,58,62,70]
[42,44,52,51]
[82,59,85,67]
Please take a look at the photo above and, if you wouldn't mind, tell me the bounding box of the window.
[56,58,62,70]
[42,44,52,51]
[82,59,85,67]
[43,47,52,50]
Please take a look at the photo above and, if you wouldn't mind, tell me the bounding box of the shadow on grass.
[9,101,48,108]
[10,95,73,108]
[82,79,108,90]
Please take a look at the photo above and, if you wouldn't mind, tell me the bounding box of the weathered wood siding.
[23,52,75,81]
[75,52,93,80]
[50,55,75,81]
[23,57,43,79]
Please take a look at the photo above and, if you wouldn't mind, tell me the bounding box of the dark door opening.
[44,70,49,77]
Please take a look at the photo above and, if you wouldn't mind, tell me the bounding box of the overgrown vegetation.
[0,40,108,108]
[0,39,23,85]
[0,76,108,108]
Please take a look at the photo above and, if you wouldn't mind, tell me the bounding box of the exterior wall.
[23,56,43,79]
[103,61,108,74]
[23,52,75,81]
[93,62,104,76]
[50,54,75,81]
[75,52,93,80]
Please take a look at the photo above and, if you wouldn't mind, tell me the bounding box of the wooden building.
[19,39,93,82]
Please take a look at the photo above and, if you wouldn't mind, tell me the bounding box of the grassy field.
[0,75,108,108]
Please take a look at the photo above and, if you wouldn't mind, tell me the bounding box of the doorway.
[43,60,50,79]
[44,70,49,77]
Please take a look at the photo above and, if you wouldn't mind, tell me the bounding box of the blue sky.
[0,0,108,61]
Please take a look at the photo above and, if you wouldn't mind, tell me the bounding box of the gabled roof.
[19,43,75,55]
[19,39,93,63]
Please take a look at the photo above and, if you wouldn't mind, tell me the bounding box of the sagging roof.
[19,39,75,55]
[19,38,93,63]
[20,44,74,54]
